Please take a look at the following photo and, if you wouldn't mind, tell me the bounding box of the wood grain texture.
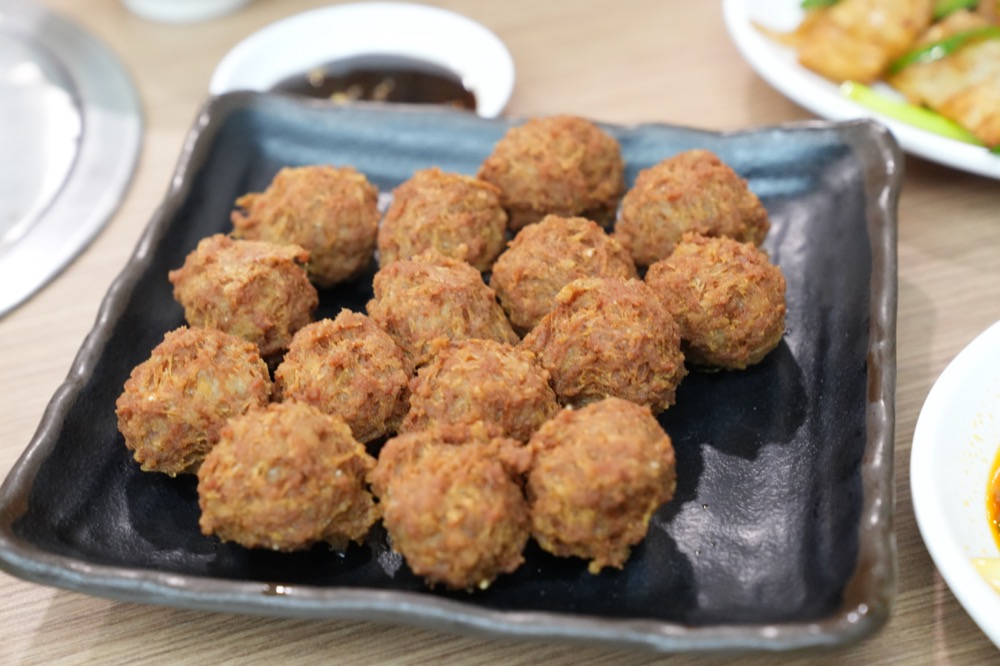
[1,1,998,663]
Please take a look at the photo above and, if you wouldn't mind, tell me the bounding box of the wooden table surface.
[2,1,998,663]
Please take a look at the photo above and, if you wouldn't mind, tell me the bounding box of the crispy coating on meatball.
[115,326,272,476]
[527,397,676,574]
[520,277,686,412]
[168,234,318,359]
[377,167,508,271]
[370,424,531,590]
[231,165,379,287]
[366,250,518,367]
[198,401,378,551]
[645,233,787,369]
[489,214,637,333]
[274,309,412,443]
[477,115,626,231]
[401,339,559,442]
[615,149,770,266]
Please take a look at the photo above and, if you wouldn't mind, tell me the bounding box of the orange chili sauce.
[989,446,1000,550]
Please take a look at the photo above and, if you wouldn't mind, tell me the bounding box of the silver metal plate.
[0,1,141,317]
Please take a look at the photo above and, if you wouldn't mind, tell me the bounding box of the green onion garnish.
[888,26,1000,74]
[933,0,980,20]
[840,80,986,145]
[800,0,840,9]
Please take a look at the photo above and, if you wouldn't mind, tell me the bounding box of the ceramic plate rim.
[721,0,1000,180]
[911,320,1000,648]
[208,2,515,118]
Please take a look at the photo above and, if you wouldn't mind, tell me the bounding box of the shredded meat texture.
[370,424,531,590]
[401,339,559,442]
[366,249,518,368]
[645,233,787,370]
[614,149,770,267]
[377,167,508,271]
[792,0,935,83]
[168,234,318,359]
[115,326,272,476]
[273,309,412,443]
[231,165,379,287]
[197,401,378,552]
[477,115,625,231]
[527,397,677,574]
[521,276,687,413]
[489,214,637,334]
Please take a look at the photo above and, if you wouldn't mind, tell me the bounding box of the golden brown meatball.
[168,234,318,359]
[615,149,770,267]
[377,167,508,271]
[526,397,676,574]
[115,326,272,476]
[370,424,531,590]
[366,250,518,368]
[520,276,686,413]
[401,339,559,442]
[489,214,637,334]
[477,115,625,231]
[273,309,412,443]
[231,165,379,287]
[197,401,378,551]
[644,233,787,369]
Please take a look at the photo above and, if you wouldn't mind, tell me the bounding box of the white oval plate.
[209,2,515,118]
[722,0,1000,180]
[911,320,1000,648]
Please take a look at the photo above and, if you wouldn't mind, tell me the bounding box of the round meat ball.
[615,149,770,267]
[370,424,531,590]
[377,167,508,271]
[231,165,379,287]
[115,326,272,476]
[520,276,686,413]
[477,115,625,231]
[198,401,378,551]
[489,214,637,334]
[168,233,318,359]
[274,309,412,443]
[401,338,559,442]
[527,397,677,574]
[366,250,518,368]
[644,233,787,369]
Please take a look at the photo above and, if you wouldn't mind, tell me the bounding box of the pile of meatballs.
[115,115,787,591]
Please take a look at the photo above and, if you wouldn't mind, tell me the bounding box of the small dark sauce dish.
[271,54,477,112]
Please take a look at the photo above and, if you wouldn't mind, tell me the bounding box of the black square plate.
[0,93,899,652]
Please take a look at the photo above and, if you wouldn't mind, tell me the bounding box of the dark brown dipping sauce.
[271,55,477,112]
[989,446,1000,549]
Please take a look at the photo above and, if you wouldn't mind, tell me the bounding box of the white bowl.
[209,2,515,118]
[911,320,1000,648]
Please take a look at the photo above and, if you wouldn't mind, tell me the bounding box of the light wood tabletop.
[2,0,999,663]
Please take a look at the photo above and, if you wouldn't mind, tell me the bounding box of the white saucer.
[209,2,515,118]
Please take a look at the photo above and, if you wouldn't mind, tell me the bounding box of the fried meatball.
[366,250,518,367]
[477,115,625,231]
[377,167,508,271]
[489,214,637,333]
[645,233,787,369]
[231,165,379,287]
[115,326,272,476]
[527,397,676,574]
[198,401,378,551]
[168,234,318,359]
[401,339,559,442]
[615,149,770,267]
[370,424,531,590]
[274,309,412,443]
[520,277,686,413]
